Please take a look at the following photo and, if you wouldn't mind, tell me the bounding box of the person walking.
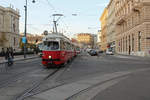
[5,48,13,66]
[1,48,5,57]
[10,47,14,59]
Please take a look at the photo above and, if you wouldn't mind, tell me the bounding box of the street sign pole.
[24,0,36,58]
[24,0,27,58]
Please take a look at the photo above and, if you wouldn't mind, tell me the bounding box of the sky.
[0,0,109,38]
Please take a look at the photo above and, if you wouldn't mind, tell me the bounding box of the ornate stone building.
[97,30,102,50]
[100,8,108,51]
[0,6,20,52]
[77,33,94,48]
[115,0,150,56]
[107,0,116,52]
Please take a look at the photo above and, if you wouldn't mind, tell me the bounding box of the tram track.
[0,66,44,89]
[14,57,75,100]
[15,68,60,100]
[0,61,42,88]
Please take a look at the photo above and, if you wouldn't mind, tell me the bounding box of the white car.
[106,49,114,55]
[86,49,92,53]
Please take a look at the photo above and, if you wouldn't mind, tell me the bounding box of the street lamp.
[24,0,36,58]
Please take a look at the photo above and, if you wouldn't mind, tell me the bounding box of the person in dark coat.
[5,48,13,66]
[1,48,5,57]
[5,48,10,60]
[10,47,14,59]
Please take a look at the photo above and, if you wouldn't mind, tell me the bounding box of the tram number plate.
[48,61,53,64]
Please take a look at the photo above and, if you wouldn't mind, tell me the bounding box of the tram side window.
[63,42,71,50]
[68,43,71,50]
[72,45,74,50]
[65,42,69,50]
[65,42,68,50]
[60,40,65,50]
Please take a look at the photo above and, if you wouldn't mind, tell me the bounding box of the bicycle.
[4,57,14,71]
[7,57,14,66]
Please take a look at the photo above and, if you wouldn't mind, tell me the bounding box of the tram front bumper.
[42,59,62,66]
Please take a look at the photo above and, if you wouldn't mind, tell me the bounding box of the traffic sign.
[22,37,27,43]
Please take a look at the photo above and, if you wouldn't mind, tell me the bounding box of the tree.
[19,38,24,51]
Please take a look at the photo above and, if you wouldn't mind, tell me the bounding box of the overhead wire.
[45,0,55,11]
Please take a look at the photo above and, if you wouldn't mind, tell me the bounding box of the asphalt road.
[0,58,57,100]
[56,53,150,84]
[0,53,150,100]
[92,69,150,100]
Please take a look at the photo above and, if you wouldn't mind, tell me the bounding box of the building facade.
[100,8,108,51]
[115,0,150,57]
[107,0,116,52]
[0,6,20,52]
[77,33,93,48]
[97,30,102,50]
[92,34,98,49]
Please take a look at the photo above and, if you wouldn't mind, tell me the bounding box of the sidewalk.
[0,54,39,64]
[113,54,150,61]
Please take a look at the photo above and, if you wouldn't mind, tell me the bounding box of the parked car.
[89,50,98,56]
[106,49,114,55]
[98,50,104,53]
[86,49,92,53]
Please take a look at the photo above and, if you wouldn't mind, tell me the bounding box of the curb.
[115,53,150,59]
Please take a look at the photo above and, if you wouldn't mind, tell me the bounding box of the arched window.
[132,34,134,51]
[13,24,16,32]
[138,31,141,51]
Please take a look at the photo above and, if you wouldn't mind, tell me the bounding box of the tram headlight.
[49,56,52,59]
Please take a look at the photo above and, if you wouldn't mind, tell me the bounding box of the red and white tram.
[42,33,77,67]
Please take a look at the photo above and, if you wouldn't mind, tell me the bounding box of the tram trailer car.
[42,34,75,67]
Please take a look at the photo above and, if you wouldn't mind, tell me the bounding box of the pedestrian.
[1,48,5,57]
[10,47,14,59]
[36,47,39,54]
[5,48,13,66]
[5,48,9,60]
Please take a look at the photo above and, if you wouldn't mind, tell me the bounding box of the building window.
[129,35,131,54]
[132,34,134,51]
[119,40,120,52]
[138,12,141,24]
[129,35,130,47]
[123,37,124,52]
[121,39,122,52]
[14,37,16,46]
[138,31,141,51]
[13,24,16,32]
[126,36,127,52]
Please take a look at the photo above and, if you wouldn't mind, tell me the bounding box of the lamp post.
[24,0,36,58]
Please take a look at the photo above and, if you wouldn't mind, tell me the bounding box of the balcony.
[116,15,126,25]
[132,1,142,12]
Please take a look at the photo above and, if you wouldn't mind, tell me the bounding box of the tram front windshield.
[43,41,59,50]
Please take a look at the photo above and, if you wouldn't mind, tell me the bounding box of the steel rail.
[15,68,60,100]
